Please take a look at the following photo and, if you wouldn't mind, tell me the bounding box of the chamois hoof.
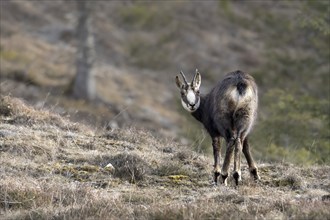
[233,171,242,186]
[250,168,260,181]
[214,171,221,185]
[221,174,228,186]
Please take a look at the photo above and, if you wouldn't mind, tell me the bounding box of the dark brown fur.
[176,70,260,185]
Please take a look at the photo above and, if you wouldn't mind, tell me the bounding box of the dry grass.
[0,95,329,219]
[0,34,75,88]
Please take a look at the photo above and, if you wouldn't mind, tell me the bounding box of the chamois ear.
[175,75,183,89]
[193,69,201,90]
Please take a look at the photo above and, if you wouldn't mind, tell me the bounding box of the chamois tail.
[236,80,247,96]
[236,71,251,95]
[226,72,254,110]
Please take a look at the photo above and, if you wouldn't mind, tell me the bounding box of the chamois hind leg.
[212,137,221,185]
[233,109,255,185]
[242,137,260,180]
[233,137,242,186]
[221,137,235,186]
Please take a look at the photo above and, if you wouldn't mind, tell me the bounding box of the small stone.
[104,163,115,172]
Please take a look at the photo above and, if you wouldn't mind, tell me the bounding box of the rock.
[104,163,115,173]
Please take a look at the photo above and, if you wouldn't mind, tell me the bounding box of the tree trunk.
[72,1,96,100]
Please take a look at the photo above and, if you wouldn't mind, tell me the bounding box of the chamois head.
[175,69,201,112]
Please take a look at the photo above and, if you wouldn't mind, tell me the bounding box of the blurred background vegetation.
[0,0,329,165]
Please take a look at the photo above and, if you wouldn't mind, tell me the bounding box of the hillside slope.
[0,1,329,164]
[0,96,329,219]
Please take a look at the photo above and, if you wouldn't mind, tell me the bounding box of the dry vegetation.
[0,0,329,163]
[1,95,329,219]
[0,1,329,219]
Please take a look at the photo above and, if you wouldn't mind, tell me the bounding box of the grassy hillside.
[1,95,330,219]
[0,0,329,165]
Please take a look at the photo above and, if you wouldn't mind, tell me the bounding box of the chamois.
[175,69,260,185]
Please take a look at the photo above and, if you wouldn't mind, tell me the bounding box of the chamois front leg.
[212,137,221,184]
[242,137,260,181]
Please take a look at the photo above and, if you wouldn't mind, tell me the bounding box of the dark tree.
[72,0,96,100]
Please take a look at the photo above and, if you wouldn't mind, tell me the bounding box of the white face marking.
[186,90,196,105]
[182,99,192,112]
[181,94,200,113]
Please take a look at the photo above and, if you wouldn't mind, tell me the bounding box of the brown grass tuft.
[110,153,151,183]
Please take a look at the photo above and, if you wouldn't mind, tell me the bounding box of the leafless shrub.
[0,96,12,116]
[0,95,89,132]
[110,153,151,183]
